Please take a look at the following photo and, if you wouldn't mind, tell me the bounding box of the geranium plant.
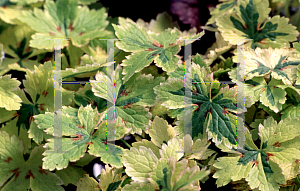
[0,0,300,190]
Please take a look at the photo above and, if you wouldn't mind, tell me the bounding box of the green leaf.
[149,157,210,190]
[0,24,47,70]
[17,0,109,50]
[242,77,287,113]
[113,19,181,83]
[211,57,234,79]
[239,47,300,85]
[122,182,157,191]
[213,117,300,191]
[0,74,22,111]
[0,6,24,25]
[34,105,124,171]
[206,0,238,25]
[55,164,86,186]
[91,64,164,135]
[99,164,127,191]
[155,63,240,148]
[216,0,298,49]
[13,61,73,139]
[0,131,64,191]
[75,174,99,191]
[148,116,176,148]
[123,146,158,182]
[203,32,233,66]
[136,11,180,33]
[0,118,32,154]
[78,0,97,5]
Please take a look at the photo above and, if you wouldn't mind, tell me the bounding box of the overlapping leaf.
[202,31,233,66]
[91,64,165,135]
[9,61,73,143]
[213,117,300,191]
[112,19,182,83]
[234,47,300,85]
[122,136,210,190]
[133,12,204,47]
[0,131,64,191]
[55,153,96,186]
[0,25,48,70]
[17,0,109,50]
[216,0,298,49]
[230,69,300,113]
[33,105,125,171]
[75,163,127,191]
[206,0,238,25]
[154,62,242,148]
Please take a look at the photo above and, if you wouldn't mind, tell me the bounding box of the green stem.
[252,104,260,123]
[120,138,131,148]
[197,162,205,168]
[275,4,285,15]
[284,0,291,18]
[218,55,226,62]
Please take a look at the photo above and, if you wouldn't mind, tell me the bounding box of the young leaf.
[148,116,176,148]
[123,146,159,182]
[216,0,298,49]
[148,157,210,190]
[99,164,127,191]
[0,131,64,191]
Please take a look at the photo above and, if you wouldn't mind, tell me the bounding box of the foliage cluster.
[0,0,300,190]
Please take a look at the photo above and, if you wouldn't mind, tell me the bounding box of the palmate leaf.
[213,117,300,191]
[9,61,73,143]
[0,24,48,70]
[113,20,181,83]
[76,163,126,191]
[235,47,300,85]
[17,0,109,50]
[229,67,300,113]
[154,63,241,148]
[216,0,298,49]
[123,136,210,190]
[33,105,127,171]
[91,64,165,135]
[98,164,127,191]
[0,131,64,191]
